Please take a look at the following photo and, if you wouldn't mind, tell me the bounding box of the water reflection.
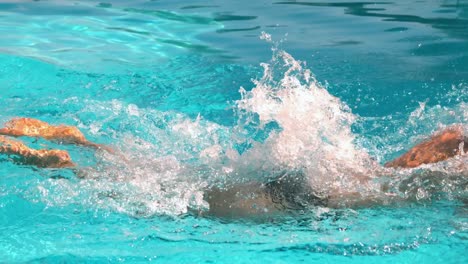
[274,1,468,39]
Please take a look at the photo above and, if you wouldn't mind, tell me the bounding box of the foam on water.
[31,102,231,216]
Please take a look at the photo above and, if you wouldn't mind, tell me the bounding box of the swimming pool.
[0,0,467,262]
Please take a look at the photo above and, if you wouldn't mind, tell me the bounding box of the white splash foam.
[235,48,379,196]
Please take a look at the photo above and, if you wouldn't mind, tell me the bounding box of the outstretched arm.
[0,118,113,152]
[385,125,467,168]
[0,135,75,168]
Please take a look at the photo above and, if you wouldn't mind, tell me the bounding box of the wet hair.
[265,172,328,210]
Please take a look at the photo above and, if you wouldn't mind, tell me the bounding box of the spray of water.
[235,34,380,199]
[28,34,467,217]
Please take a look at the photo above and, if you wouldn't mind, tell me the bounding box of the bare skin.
[384,125,467,168]
[0,135,75,168]
[0,117,111,168]
[0,118,110,151]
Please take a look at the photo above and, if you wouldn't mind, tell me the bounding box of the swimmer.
[0,117,466,217]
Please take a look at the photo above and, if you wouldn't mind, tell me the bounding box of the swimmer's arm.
[0,136,75,168]
[0,118,114,153]
[385,125,467,168]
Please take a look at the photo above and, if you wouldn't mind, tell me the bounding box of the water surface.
[0,0,467,263]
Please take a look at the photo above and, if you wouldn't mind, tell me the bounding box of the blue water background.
[0,0,467,263]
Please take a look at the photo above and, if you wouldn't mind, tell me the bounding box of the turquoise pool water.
[0,0,467,263]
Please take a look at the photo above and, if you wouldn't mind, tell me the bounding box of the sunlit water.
[0,0,467,263]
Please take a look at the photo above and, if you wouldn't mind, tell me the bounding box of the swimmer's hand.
[0,136,75,168]
[385,125,467,168]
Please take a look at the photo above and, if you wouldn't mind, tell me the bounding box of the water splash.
[25,38,467,217]
[235,34,379,198]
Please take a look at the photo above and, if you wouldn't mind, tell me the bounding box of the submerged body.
[0,118,466,218]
